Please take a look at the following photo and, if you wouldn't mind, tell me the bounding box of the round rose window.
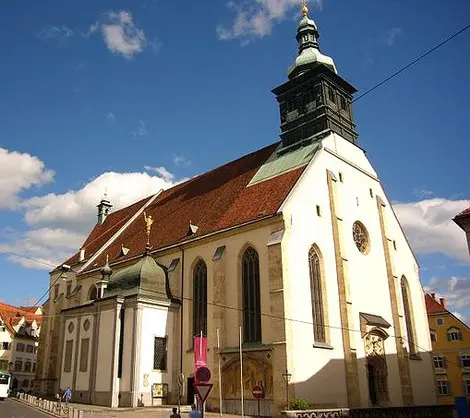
[353,221,369,254]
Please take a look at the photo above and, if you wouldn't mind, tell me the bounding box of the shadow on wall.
[292,350,436,409]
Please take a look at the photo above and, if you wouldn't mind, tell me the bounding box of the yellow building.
[426,293,470,404]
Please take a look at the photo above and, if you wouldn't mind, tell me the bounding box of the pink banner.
[193,335,208,382]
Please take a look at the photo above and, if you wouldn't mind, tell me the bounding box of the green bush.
[289,397,309,410]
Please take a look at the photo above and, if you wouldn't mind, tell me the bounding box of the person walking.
[189,404,202,418]
[63,386,72,406]
[170,407,181,418]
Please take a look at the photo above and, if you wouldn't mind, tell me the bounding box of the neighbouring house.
[36,5,437,416]
[426,293,470,403]
[0,301,42,392]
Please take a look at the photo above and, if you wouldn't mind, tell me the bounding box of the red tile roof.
[453,206,470,229]
[425,294,447,314]
[0,301,42,335]
[69,142,306,274]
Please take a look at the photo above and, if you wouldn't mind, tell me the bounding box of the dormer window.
[448,327,462,342]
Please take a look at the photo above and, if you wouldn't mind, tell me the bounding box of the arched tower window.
[242,247,261,343]
[401,277,416,354]
[193,259,208,337]
[309,246,325,343]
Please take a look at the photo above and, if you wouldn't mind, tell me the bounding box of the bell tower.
[272,4,358,151]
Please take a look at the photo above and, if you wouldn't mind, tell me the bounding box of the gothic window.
[309,246,325,343]
[242,247,262,343]
[193,259,208,337]
[448,327,463,342]
[352,221,369,254]
[66,282,72,297]
[401,277,416,354]
[153,337,167,371]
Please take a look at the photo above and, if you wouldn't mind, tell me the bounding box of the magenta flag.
[193,335,208,382]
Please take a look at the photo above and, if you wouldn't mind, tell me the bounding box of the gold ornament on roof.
[143,212,154,245]
[301,0,309,16]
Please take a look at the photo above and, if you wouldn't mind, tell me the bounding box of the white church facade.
[36,5,437,416]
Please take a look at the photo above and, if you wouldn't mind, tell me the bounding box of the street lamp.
[282,369,292,410]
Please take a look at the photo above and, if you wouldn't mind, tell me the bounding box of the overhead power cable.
[353,24,470,103]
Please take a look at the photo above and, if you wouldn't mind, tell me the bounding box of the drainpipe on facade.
[178,245,185,414]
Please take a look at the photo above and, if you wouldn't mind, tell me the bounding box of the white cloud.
[106,112,116,121]
[132,120,147,137]
[0,228,85,270]
[144,166,175,182]
[0,148,54,209]
[425,276,470,324]
[0,169,183,270]
[217,0,321,42]
[382,27,402,46]
[393,198,470,264]
[101,11,146,59]
[174,155,191,166]
[36,26,74,43]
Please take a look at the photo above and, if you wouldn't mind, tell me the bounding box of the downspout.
[178,245,185,412]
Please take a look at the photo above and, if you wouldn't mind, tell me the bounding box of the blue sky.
[0,0,469,318]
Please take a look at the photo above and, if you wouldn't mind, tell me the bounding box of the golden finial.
[106,254,109,263]
[143,212,154,247]
[301,0,309,16]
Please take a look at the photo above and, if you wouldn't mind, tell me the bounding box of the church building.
[36,5,437,416]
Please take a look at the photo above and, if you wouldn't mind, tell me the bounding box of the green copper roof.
[104,255,169,300]
[248,141,320,186]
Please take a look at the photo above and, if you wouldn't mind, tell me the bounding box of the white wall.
[138,305,172,394]
[280,132,435,406]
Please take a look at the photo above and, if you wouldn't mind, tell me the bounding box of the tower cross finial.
[301,0,309,16]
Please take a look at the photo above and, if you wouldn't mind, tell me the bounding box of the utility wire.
[353,24,470,103]
[2,25,469,306]
[2,249,463,372]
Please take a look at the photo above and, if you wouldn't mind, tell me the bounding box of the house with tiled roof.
[36,5,437,416]
[425,293,470,404]
[453,207,470,256]
[0,301,42,392]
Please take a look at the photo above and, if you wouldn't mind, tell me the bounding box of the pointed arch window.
[193,260,207,337]
[401,277,416,354]
[242,247,261,343]
[309,246,325,343]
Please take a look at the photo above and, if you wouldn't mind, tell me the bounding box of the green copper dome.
[287,10,337,79]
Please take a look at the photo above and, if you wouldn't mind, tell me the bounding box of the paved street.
[0,399,50,418]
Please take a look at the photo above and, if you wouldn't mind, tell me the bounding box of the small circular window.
[353,221,369,254]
